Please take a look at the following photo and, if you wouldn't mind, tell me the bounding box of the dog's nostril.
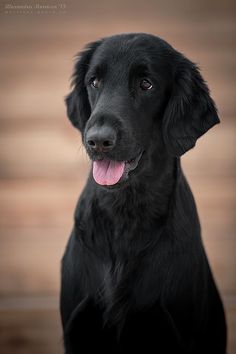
[103,140,113,147]
[87,140,96,147]
[86,125,117,151]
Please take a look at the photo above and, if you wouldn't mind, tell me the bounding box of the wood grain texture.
[0,308,63,354]
[0,1,235,352]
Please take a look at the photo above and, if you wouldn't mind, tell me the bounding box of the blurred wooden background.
[0,0,235,353]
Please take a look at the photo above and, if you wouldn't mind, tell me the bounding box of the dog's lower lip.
[125,151,143,169]
[114,151,144,183]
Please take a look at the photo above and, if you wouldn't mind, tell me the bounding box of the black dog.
[60,33,227,354]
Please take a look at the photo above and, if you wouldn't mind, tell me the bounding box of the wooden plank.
[0,176,235,295]
[0,179,82,227]
[1,18,236,122]
[0,295,234,354]
[0,308,63,354]
[0,224,235,295]
[226,296,236,354]
[0,177,235,227]
[0,226,68,295]
[0,123,235,178]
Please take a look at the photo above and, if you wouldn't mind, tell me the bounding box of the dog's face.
[66,33,219,188]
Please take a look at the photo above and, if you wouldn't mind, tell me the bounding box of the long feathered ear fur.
[162,55,220,157]
[65,40,103,131]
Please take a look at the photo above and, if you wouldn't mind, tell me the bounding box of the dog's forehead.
[89,34,163,69]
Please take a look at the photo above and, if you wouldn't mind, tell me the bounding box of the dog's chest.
[101,261,123,302]
[90,213,167,311]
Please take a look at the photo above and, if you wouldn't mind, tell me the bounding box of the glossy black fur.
[60,33,227,354]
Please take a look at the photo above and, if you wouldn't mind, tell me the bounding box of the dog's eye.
[140,79,153,90]
[91,77,100,88]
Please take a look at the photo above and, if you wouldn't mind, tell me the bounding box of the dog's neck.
[94,155,178,223]
[75,156,182,261]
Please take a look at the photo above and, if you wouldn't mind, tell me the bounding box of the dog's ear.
[65,40,102,131]
[162,56,220,156]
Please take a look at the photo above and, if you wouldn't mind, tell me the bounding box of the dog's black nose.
[86,125,117,152]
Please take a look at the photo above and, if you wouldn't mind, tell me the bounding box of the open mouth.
[92,151,143,186]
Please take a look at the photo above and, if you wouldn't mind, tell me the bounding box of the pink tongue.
[93,159,125,186]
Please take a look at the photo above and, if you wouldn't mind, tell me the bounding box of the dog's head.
[66,33,219,188]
